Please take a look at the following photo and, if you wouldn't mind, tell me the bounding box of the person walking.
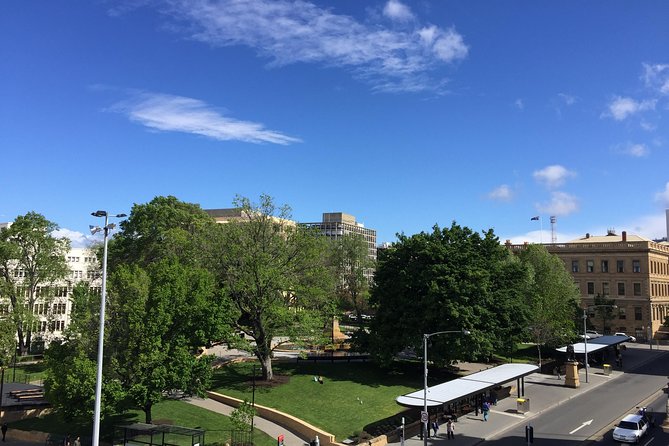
[1,423,7,442]
[446,418,455,440]
[432,420,439,437]
[482,401,490,422]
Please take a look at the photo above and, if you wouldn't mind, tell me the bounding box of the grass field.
[10,399,277,446]
[211,360,455,441]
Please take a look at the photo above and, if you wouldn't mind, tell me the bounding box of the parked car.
[614,332,637,342]
[579,330,603,340]
[612,413,648,443]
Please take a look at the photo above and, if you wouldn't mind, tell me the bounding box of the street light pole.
[423,330,470,446]
[90,211,126,446]
[583,304,617,383]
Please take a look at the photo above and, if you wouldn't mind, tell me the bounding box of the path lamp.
[423,329,470,446]
[90,211,126,446]
[583,304,617,383]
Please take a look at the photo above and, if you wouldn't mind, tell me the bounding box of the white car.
[615,332,637,342]
[612,414,648,443]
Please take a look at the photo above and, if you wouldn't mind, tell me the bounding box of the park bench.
[9,389,44,398]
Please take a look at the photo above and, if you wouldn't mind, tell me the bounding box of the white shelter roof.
[556,335,631,354]
[396,363,539,408]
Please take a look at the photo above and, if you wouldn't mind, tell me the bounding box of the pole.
[251,364,256,439]
[0,368,4,420]
[423,334,428,446]
[583,309,589,383]
[92,213,110,446]
[12,342,16,382]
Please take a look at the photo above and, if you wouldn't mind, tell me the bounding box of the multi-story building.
[302,212,377,262]
[508,229,669,341]
[0,246,101,351]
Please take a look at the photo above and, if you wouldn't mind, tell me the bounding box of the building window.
[633,260,641,273]
[617,282,625,296]
[601,260,609,273]
[617,260,624,273]
[602,282,610,296]
[572,260,579,273]
[587,282,595,295]
[633,282,642,296]
[618,308,626,320]
[587,260,594,273]
[634,307,642,321]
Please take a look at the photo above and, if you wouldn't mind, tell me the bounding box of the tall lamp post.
[90,210,126,446]
[582,304,617,383]
[423,329,470,446]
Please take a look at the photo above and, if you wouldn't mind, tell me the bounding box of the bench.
[9,389,44,398]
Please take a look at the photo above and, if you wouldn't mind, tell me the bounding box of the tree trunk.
[259,353,273,381]
[144,403,152,424]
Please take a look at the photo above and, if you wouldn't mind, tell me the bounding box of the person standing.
[482,401,490,421]
[446,419,455,440]
[1,423,7,442]
[432,420,439,436]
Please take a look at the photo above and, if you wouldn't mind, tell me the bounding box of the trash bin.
[603,364,612,375]
[517,398,530,413]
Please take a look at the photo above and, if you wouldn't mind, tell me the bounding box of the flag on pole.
[530,216,540,221]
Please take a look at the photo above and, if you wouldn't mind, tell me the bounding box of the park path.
[186,397,310,446]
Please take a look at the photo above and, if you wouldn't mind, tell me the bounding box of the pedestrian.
[491,389,498,405]
[64,434,71,446]
[1,423,7,442]
[74,437,81,446]
[554,365,561,379]
[482,401,490,422]
[446,418,455,440]
[432,420,439,436]
[314,435,320,446]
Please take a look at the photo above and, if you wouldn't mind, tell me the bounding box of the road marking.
[569,419,593,434]
[643,436,654,446]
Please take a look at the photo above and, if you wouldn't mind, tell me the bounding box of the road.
[482,350,669,445]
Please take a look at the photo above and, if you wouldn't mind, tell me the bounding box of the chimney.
[622,231,627,242]
[585,233,590,239]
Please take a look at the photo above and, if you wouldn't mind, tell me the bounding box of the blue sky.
[2,0,669,247]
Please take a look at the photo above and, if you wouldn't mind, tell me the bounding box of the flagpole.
[540,217,543,244]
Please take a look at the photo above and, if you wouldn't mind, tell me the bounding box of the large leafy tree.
[368,223,531,366]
[518,244,581,365]
[214,195,335,381]
[0,212,70,354]
[328,234,375,324]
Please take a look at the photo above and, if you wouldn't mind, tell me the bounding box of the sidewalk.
[388,343,668,446]
[191,343,667,446]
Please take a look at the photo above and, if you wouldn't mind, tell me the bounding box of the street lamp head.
[92,211,107,217]
[462,329,471,335]
[115,213,127,218]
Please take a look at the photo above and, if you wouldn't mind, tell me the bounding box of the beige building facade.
[510,230,669,341]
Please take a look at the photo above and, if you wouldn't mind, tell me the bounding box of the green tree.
[230,399,256,433]
[368,223,529,366]
[214,195,335,381]
[0,212,70,354]
[592,293,617,334]
[518,244,581,365]
[107,260,218,423]
[328,234,375,324]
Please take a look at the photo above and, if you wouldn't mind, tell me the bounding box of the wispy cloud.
[487,184,513,202]
[161,0,468,93]
[602,96,656,121]
[513,99,524,110]
[536,191,579,216]
[656,182,669,206]
[618,142,650,158]
[53,228,101,248]
[557,93,577,105]
[110,92,301,145]
[533,165,576,189]
[383,0,414,22]
[642,63,669,95]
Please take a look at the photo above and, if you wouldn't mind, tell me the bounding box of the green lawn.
[10,399,276,446]
[211,360,448,441]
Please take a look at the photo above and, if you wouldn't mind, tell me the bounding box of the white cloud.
[656,182,669,206]
[603,96,656,121]
[488,184,513,202]
[514,99,524,110]
[162,0,468,93]
[383,0,414,22]
[642,63,669,95]
[53,228,101,248]
[111,92,301,145]
[558,93,577,105]
[622,143,649,157]
[533,165,576,189]
[535,191,579,216]
[640,121,656,131]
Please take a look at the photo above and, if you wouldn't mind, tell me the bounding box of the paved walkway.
[192,343,668,446]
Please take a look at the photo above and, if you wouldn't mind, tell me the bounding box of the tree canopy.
[368,223,531,366]
[0,212,70,354]
[212,195,335,381]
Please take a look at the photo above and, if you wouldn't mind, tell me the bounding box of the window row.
[651,281,669,297]
[32,302,67,315]
[650,259,669,276]
[67,256,80,262]
[585,281,643,297]
[588,306,643,321]
[573,259,641,273]
[34,320,66,332]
